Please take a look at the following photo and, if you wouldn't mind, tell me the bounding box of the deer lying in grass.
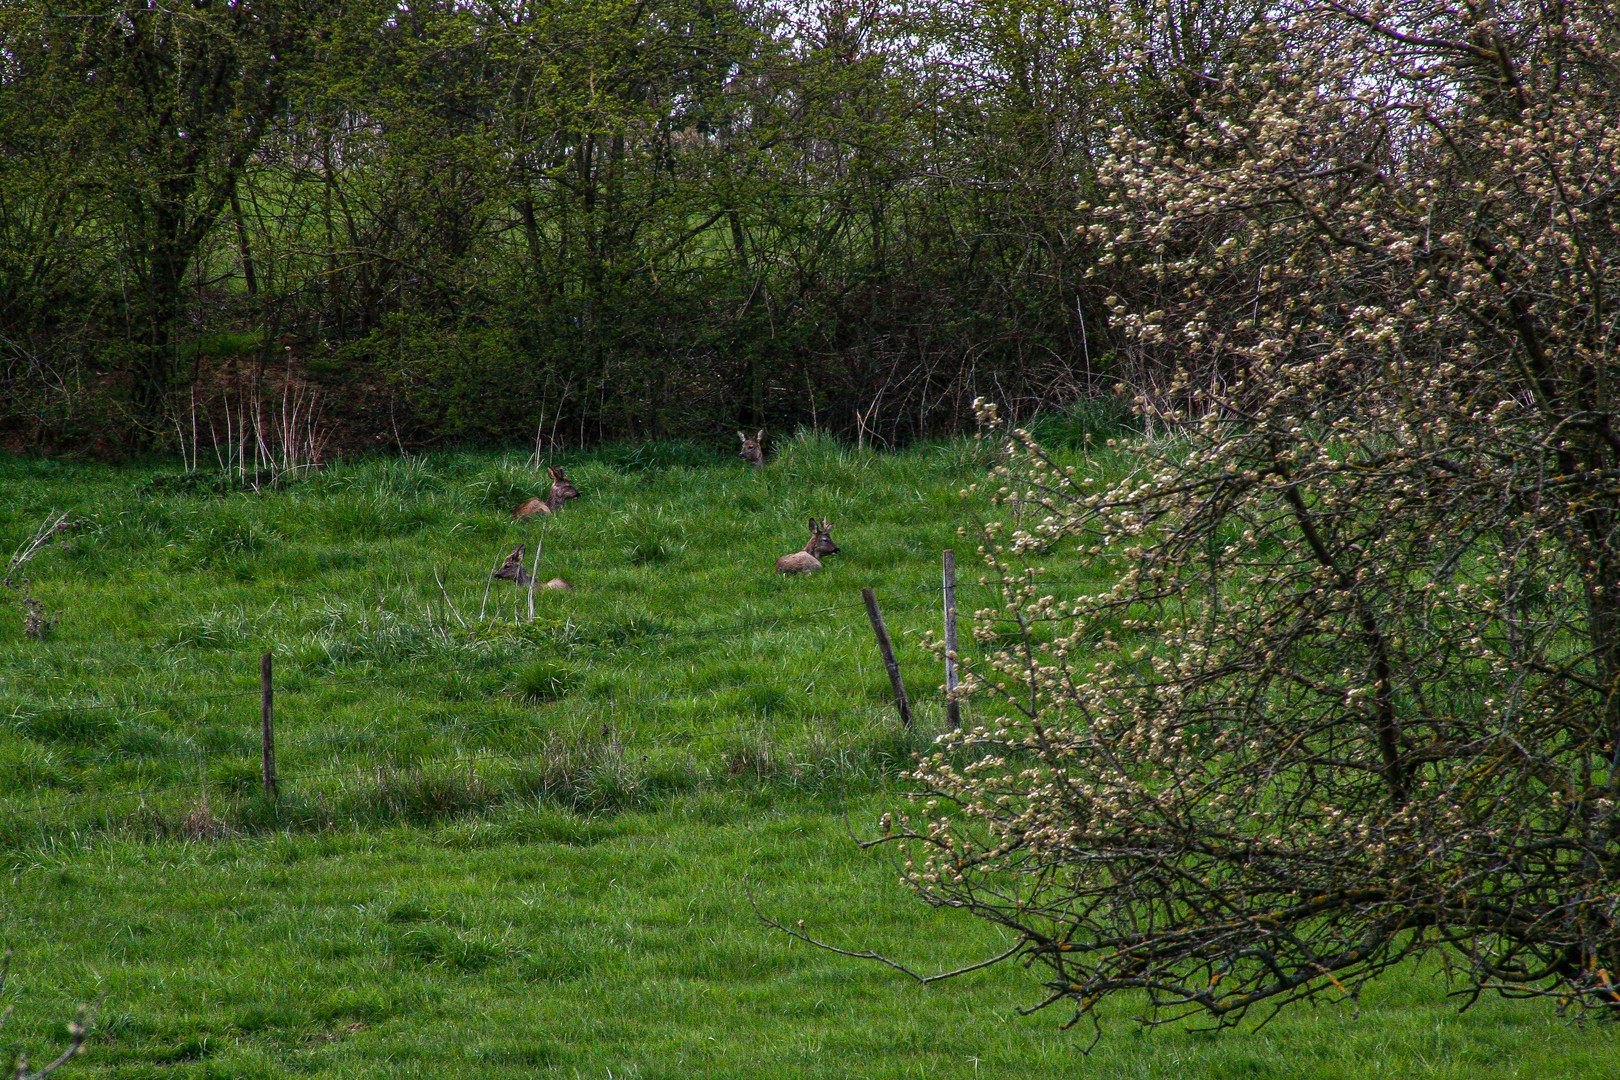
[512,466,578,519]
[776,518,838,574]
[492,545,571,590]
[738,430,765,468]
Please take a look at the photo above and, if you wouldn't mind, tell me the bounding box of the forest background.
[0,0,1229,454]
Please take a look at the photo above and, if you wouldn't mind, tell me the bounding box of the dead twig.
[4,514,72,590]
[747,882,1025,985]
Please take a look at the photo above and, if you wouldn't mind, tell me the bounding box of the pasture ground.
[1,432,1615,1077]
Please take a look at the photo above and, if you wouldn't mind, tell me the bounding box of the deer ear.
[738,431,748,442]
[808,517,817,532]
[550,465,564,479]
[756,429,765,441]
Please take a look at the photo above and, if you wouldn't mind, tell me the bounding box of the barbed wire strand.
[7,690,924,821]
[0,578,1078,804]
[7,650,855,813]
[0,579,990,719]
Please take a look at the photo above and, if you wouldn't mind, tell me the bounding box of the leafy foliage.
[0,0,1211,448]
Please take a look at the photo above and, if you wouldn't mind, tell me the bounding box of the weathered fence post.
[261,651,278,799]
[943,550,961,730]
[862,587,912,731]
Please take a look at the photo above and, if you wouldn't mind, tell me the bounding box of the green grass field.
[2,434,1616,1077]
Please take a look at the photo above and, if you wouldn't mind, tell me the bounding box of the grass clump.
[14,708,118,746]
[511,659,577,703]
[626,537,674,566]
[598,439,715,472]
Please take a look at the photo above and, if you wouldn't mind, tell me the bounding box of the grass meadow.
[1,431,1616,1078]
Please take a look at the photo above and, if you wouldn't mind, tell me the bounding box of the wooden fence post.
[943,550,961,730]
[862,587,912,731]
[261,651,278,799]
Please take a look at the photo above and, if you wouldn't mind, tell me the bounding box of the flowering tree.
[891,0,1620,1028]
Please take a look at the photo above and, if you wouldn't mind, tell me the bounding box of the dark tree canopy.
[0,0,1206,451]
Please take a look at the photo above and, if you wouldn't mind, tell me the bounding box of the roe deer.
[776,518,839,574]
[512,465,578,519]
[491,545,572,589]
[493,545,534,586]
[738,430,765,468]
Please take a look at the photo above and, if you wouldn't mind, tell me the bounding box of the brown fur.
[512,466,579,519]
[738,430,766,468]
[775,518,839,574]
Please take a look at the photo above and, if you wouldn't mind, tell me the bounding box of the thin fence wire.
[0,575,1077,821]
[5,638,911,820]
[0,581,1100,711]
[0,671,843,775]
[1,582,984,718]
[1,689,270,718]
[13,736,747,820]
[6,694,914,821]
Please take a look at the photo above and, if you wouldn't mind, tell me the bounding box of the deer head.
[805,517,838,558]
[738,430,765,468]
[492,545,534,586]
[548,465,579,505]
